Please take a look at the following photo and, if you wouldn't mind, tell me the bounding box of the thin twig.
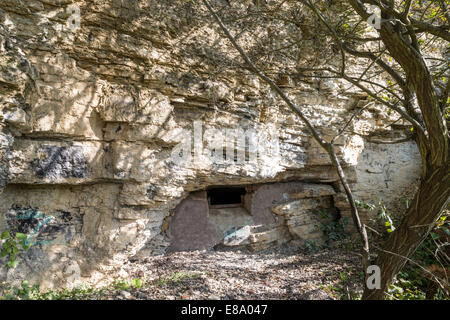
[202,0,371,273]
[372,244,447,292]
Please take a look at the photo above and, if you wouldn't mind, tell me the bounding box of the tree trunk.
[362,163,450,299]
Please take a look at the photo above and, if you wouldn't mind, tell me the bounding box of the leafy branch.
[0,230,30,269]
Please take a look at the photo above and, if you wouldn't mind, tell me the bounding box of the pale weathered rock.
[289,184,336,199]
[249,226,287,244]
[0,0,422,288]
[223,225,251,246]
[271,197,333,216]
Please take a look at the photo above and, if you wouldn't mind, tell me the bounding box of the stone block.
[8,139,109,184]
[271,197,333,216]
[98,89,173,125]
[249,226,288,244]
[289,183,336,198]
[287,223,323,240]
[111,141,157,181]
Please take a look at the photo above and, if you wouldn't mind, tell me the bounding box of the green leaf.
[15,233,27,240]
[21,281,29,289]
[1,230,10,240]
[132,278,143,288]
[10,260,19,269]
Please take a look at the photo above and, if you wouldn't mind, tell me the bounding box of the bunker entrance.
[167,182,340,252]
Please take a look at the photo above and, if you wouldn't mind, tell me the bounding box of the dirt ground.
[102,243,364,300]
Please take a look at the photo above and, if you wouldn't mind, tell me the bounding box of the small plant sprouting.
[0,230,30,269]
[113,278,146,290]
[355,199,396,233]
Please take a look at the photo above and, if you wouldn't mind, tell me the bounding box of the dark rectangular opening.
[207,187,246,207]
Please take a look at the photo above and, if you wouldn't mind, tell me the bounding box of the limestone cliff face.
[0,0,421,288]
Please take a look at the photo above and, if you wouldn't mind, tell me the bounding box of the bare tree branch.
[401,0,412,20]
[202,0,371,272]
[332,101,373,144]
[341,44,406,88]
